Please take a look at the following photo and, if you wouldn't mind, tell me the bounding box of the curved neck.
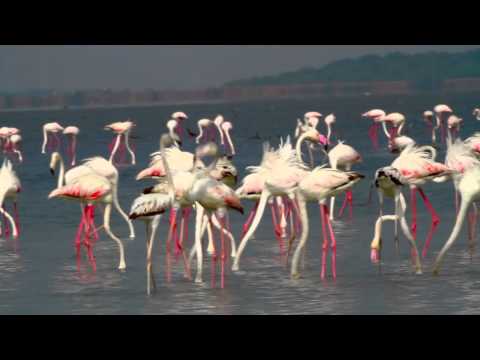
[381,121,391,139]
[326,124,332,142]
[160,139,175,203]
[224,129,236,156]
[56,153,65,189]
[216,124,225,145]
[42,128,48,154]
[397,122,405,136]
[196,124,204,144]
[295,132,308,163]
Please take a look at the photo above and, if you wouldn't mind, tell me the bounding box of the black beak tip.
[50,168,55,176]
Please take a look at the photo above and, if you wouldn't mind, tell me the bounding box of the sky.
[0,45,479,91]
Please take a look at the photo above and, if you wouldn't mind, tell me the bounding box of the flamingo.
[50,152,135,239]
[42,122,64,154]
[8,134,23,163]
[362,109,386,150]
[104,120,136,165]
[423,110,437,144]
[232,136,307,272]
[221,121,236,156]
[0,159,21,239]
[63,126,80,166]
[196,118,216,144]
[171,111,189,140]
[379,116,416,153]
[214,115,225,145]
[324,114,336,143]
[433,166,480,275]
[166,120,182,147]
[327,141,362,220]
[389,145,451,257]
[291,167,364,279]
[447,115,463,141]
[48,172,127,271]
[188,160,244,288]
[434,104,453,144]
[371,167,423,272]
[473,108,480,121]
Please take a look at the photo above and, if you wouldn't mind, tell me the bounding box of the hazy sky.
[0,45,479,91]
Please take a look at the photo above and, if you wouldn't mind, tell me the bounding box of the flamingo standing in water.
[8,134,23,163]
[433,166,480,275]
[291,167,364,279]
[324,114,336,143]
[434,104,453,144]
[50,152,135,240]
[105,120,136,165]
[48,172,127,271]
[362,109,386,150]
[389,145,451,257]
[327,141,362,220]
[378,115,415,153]
[0,159,21,239]
[214,115,225,145]
[370,166,422,273]
[232,136,309,272]
[42,122,64,154]
[166,120,182,147]
[63,126,80,166]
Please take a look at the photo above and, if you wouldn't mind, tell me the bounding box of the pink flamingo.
[166,120,182,147]
[378,116,415,153]
[327,141,362,220]
[8,134,23,163]
[447,115,463,141]
[292,168,364,279]
[171,111,188,140]
[423,110,437,144]
[0,159,21,239]
[214,115,225,145]
[362,109,386,150]
[41,122,64,154]
[48,172,127,271]
[324,114,336,143]
[196,118,217,144]
[434,104,453,144]
[433,166,480,275]
[104,120,136,166]
[390,145,451,257]
[221,121,236,156]
[63,126,80,166]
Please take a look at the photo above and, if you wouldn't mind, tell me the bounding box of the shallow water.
[2,93,480,314]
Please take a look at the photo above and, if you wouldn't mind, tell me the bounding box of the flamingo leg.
[109,134,122,164]
[323,205,337,279]
[13,201,20,237]
[75,205,88,260]
[338,193,348,218]
[320,204,329,280]
[417,188,440,258]
[124,132,136,165]
[368,123,379,150]
[208,215,217,288]
[217,211,227,289]
[165,208,177,283]
[410,187,417,240]
[3,205,10,238]
[242,202,259,238]
[178,208,192,280]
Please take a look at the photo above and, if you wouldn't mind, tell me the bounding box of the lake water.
[2,93,480,314]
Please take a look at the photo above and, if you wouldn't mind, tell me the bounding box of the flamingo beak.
[50,168,55,176]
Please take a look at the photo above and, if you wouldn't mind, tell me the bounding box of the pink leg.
[208,217,217,288]
[165,208,177,283]
[338,193,348,218]
[3,206,9,238]
[410,188,417,240]
[218,214,227,289]
[417,188,440,258]
[323,205,337,279]
[270,202,284,254]
[178,208,192,280]
[368,123,379,150]
[320,204,329,280]
[75,207,88,259]
[13,202,20,237]
[242,201,259,237]
[348,190,353,220]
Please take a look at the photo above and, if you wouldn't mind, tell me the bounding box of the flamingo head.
[172,112,188,121]
[423,110,434,122]
[324,114,336,126]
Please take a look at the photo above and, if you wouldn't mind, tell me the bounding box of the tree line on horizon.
[225,49,480,90]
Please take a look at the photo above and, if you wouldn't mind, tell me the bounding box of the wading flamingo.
[447,115,463,141]
[104,120,136,165]
[327,141,362,220]
[379,116,415,153]
[196,118,216,144]
[433,166,480,275]
[50,152,135,239]
[423,111,437,144]
[371,166,423,272]
[42,122,64,154]
[324,114,336,143]
[0,159,21,239]
[291,167,364,279]
[63,126,79,166]
[221,121,236,156]
[362,109,386,150]
[48,172,127,271]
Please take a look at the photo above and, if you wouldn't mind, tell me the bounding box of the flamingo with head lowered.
[0,159,21,239]
[63,126,80,166]
[42,122,64,155]
[362,109,386,150]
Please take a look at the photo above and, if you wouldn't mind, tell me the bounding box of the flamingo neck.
[57,154,65,189]
[295,133,309,163]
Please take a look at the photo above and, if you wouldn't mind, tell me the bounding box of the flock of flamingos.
[1,107,480,295]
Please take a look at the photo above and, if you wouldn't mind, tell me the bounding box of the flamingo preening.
[105,120,136,166]
[447,115,463,141]
[362,109,386,150]
[423,110,437,145]
[434,104,453,144]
